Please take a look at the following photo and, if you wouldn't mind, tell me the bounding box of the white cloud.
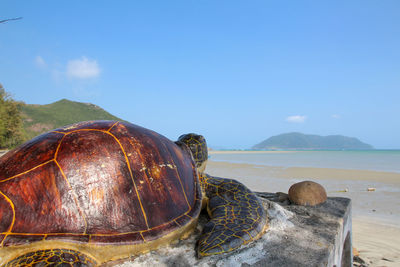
[286,115,307,123]
[331,114,340,119]
[35,56,47,68]
[66,57,101,79]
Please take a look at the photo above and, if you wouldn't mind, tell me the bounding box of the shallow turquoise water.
[209,150,400,173]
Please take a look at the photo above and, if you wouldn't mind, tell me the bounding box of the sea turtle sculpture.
[0,121,267,266]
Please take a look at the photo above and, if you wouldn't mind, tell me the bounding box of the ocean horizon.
[209,150,400,173]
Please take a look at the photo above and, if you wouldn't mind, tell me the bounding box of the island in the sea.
[252,132,373,150]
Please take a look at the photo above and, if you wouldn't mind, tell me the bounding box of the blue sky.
[1,1,399,149]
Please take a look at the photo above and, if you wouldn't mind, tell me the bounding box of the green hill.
[21,99,123,139]
[252,132,373,150]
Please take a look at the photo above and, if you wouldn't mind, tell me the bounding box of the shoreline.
[2,150,399,265]
[209,150,299,154]
[206,160,400,221]
[209,149,400,153]
[206,160,400,266]
[208,150,400,174]
[206,160,400,185]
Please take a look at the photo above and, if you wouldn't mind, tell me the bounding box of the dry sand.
[206,158,400,266]
[1,150,398,265]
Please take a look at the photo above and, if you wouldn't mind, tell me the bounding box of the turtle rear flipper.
[4,249,97,267]
[197,175,268,257]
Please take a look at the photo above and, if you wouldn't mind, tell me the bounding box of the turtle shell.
[0,121,202,248]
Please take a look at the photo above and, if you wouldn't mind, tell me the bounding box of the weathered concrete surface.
[0,149,352,267]
[116,193,352,267]
[255,193,352,267]
[0,151,352,266]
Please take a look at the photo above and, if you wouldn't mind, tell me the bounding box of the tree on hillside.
[0,84,25,149]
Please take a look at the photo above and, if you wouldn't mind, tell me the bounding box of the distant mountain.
[21,99,123,139]
[252,132,373,150]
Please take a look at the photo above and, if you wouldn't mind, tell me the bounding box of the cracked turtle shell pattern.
[0,121,202,247]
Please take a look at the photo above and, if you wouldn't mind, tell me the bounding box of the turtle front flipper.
[197,174,268,257]
[4,249,98,267]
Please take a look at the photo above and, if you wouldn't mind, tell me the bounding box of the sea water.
[209,150,400,173]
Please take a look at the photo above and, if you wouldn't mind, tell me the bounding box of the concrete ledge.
[117,194,352,267]
[256,194,352,267]
[1,150,352,266]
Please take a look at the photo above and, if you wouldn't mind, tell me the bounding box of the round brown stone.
[288,181,327,206]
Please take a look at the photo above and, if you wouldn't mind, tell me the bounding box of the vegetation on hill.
[0,84,25,149]
[252,132,373,150]
[0,87,124,149]
[21,99,123,140]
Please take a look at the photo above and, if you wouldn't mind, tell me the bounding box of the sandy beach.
[207,151,400,266]
[1,149,399,265]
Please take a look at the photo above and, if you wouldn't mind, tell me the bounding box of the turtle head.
[177,133,208,174]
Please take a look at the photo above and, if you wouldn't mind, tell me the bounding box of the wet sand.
[205,159,400,266]
[209,150,298,154]
[1,149,398,265]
